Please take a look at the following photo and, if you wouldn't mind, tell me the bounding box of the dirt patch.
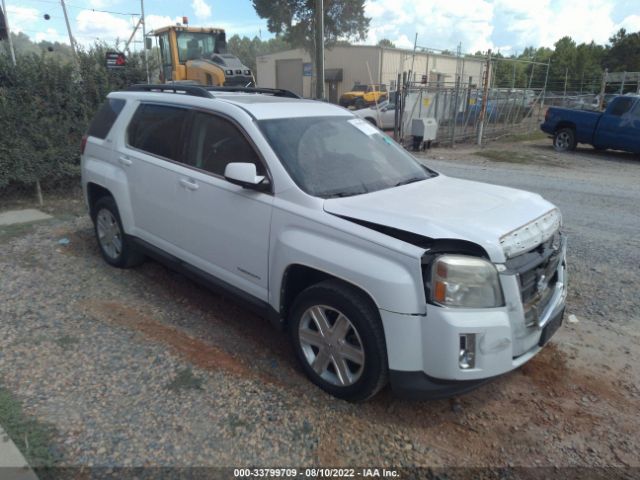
[475,148,566,167]
[82,300,264,381]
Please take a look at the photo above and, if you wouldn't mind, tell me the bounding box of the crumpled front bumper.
[381,246,568,399]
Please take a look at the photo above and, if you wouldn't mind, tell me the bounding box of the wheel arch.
[87,182,113,220]
[555,121,576,133]
[279,264,380,325]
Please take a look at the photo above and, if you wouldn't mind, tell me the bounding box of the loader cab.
[154,26,252,86]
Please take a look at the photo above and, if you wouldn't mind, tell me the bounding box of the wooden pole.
[1,0,17,66]
[477,49,491,146]
[314,0,324,100]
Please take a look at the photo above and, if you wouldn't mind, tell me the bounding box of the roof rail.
[125,84,213,98]
[205,86,300,99]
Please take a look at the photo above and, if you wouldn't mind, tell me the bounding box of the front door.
[597,97,636,151]
[176,111,274,301]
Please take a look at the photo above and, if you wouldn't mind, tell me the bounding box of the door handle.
[179,178,199,191]
[118,156,133,166]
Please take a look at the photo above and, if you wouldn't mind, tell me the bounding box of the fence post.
[477,49,491,146]
[394,73,401,140]
[599,69,608,111]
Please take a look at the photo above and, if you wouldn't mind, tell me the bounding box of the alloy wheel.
[96,209,123,260]
[298,305,365,387]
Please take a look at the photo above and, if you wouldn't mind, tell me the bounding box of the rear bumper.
[540,122,554,135]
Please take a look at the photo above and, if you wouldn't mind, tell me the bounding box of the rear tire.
[289,280,388,402]
[553,127,577,152]
[93,196,144,268]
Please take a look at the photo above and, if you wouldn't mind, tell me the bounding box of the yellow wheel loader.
[151,25,255,86]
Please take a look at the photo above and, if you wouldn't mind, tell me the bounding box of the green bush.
[0,45,151,194]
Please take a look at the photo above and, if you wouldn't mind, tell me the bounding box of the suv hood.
[323,175,556,263]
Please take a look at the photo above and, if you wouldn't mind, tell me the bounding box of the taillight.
[545,109,551,121]
[81,134,88,154]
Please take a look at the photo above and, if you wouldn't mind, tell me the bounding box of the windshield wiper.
[324,190,366,198]
[394,177,425,187]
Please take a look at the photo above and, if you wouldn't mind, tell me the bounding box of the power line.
[17,0,140,16]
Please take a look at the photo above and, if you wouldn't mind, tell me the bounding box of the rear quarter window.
[127,103,189,162]
[87,98,126,139]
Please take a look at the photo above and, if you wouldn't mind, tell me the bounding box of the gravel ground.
[0,138,639,476]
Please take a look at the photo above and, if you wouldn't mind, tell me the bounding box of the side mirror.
[224,163,266,190]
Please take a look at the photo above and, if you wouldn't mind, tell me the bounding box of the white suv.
[81,85,567,401]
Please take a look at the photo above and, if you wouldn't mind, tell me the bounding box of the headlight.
[430,255,504,308]
[225,69,233,75]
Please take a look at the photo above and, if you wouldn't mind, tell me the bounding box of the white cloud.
[363,0,629,54]
[35,28,67,44]
[5,6,40,34]
[617,14,640,33]
[191,0,212,20]
[363,0,494,53]
[145,15,183,31]
[494,0,616,49]
[75,10,134,43]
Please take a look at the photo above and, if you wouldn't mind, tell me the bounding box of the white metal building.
[256,45,485,102]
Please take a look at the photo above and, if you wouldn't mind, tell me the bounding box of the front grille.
[507,232,564,327]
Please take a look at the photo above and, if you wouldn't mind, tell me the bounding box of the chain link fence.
[398,86,617,146]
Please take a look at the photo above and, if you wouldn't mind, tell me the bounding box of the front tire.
[93,196,144,268]
[553,127,577,152]
[289,280,388,402]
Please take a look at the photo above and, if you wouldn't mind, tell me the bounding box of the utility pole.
[1,0,17,65]
[563,67,568,98]
[140,0,150,83]
[60,0,78,64]
[540,58,551,111]
[477,49,491,146]
[125,17,143,53]
[314,0,324,100]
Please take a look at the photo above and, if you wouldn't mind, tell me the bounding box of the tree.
[377,38,395,48]
[603,28,640,72]
[227,35,291,74]
[251,0,369,52]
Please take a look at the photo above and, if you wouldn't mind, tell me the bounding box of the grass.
[475,149,538,164]
[166,367,204,392]
[55,335,79,350]
[0,220,49,244]
[500,130,548,143]
[0,383,60,469]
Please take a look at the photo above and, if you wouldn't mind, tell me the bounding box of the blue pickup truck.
[540,95,640,153]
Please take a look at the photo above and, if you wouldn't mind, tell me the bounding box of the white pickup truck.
[81,84,567,401]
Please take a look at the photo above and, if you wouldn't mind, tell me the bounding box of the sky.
[3,0,640,55]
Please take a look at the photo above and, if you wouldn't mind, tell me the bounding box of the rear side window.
[127,104,189,162]
[609,98,634,116]
[87,98,125,139]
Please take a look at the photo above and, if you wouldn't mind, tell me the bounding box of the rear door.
[596,97,636,151]
[120,102,192,256]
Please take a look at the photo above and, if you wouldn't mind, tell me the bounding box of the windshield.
[259,116,436,198]
[177,32,220,62]
[351,85,368,92]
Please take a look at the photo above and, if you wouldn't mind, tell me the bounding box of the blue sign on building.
[303,63,313,76]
